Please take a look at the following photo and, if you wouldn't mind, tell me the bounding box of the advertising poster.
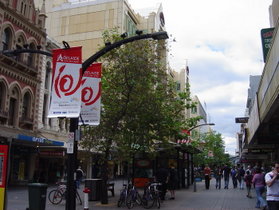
[48,47,82,118]
[0,145,8,210]
[80,63,102,125]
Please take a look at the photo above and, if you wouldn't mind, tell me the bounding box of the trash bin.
[27,183,48,210]
[85,179,102,201]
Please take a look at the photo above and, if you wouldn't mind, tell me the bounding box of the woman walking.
[168,164,178,200]
[204,165,211,190]
[244,170,253,198]
[252,168,267,209]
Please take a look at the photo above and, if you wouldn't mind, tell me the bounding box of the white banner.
[48,47,82,118]
[79,63,102,125]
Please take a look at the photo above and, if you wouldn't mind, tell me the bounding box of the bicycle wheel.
[126,192,134,209]
[48,190,63,205]
[117,197,124,207]
[156,196,160,209]
[76,191,82,205]
[117,191,126,208]
[142,192,155,209]
[136,192,142,205]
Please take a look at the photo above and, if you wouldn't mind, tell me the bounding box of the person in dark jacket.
[156,164,169,200]
[168,164,178,199]
[223,165,231,189]
[76,166,84,189]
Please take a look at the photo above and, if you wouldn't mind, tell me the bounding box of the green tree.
[193,131,230,167]
[80,30,199,203]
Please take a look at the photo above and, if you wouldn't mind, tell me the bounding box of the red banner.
[48,47,82,118]
[80,63,102,125]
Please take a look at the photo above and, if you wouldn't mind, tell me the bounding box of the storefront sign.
[235,117,249,123]
[135,160,151,168]
[80,63,102,125]
[48,47,83,118]
[39,151,64,157]
[0,145,8,210]
[17,134,64,146]
[67,132,74,154]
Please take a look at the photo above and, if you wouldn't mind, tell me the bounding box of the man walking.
[265,162,279,210]
[223,165,230,189]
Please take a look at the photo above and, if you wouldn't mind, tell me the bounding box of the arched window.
[8,87,19,126]
[1,28,12,51]
[42,94,48,125]
[22,92,31,118]
[27,43,36,67]
[15,35,25,62]
[0,82,7,110]
[45,61,51,89]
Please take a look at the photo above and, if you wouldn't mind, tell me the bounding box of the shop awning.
[17,134,64,146]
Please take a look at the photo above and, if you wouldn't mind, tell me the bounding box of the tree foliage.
[80,29,199,163]
[193,131,230,167]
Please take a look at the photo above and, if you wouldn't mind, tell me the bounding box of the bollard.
[193,179,197,192]
[83,187,91,210]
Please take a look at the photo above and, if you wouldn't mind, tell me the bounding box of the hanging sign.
[0,145,8,210]
[80,63,102,125]
[48,47,82,118]
[261,27,275,62]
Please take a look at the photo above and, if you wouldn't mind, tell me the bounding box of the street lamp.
[66,31,169,209]
[188,123,215,132]
[1,31,169,210]
[189,123,214,192]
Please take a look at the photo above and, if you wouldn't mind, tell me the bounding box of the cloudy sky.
[128,0,272,155]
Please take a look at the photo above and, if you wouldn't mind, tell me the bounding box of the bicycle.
[48,182,82,205]
[125,182,142,209]
[117,183,130,207]
[142,182,161,209]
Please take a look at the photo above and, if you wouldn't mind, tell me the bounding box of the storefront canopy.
[17,134,64,146]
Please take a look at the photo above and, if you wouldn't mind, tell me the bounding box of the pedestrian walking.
[244,170,253,198]
[265,162,279,210]
[231,166,238,188]
[156,164,169,200]
[237,166,245,190]
[204,165,211,190]
[252,167,267,209]
[168,164,178,200]
[223,165,230,189]
[214,166,222,189]
[76,166,84,189]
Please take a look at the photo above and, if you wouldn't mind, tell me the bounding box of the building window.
[27,43,36,67]
[22,92,31,118]
[1,28,12,51]
[176,82,181,91]
[15,36,25,62]
[191,106,197,114]
[42,94,48,125]
[0,82,5,110]
[8,88,19,126]
[125,13,137,36]
[45,62,51,89]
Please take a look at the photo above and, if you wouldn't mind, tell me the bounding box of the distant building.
[34,0,167,59]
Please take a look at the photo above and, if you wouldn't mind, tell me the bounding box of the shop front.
[9,134,65,186]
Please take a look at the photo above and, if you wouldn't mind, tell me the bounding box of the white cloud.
[128,0,272,155]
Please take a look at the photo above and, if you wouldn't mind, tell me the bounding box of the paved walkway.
[6,179,260,210]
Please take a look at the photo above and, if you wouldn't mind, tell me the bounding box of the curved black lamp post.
[190,123,215,192]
